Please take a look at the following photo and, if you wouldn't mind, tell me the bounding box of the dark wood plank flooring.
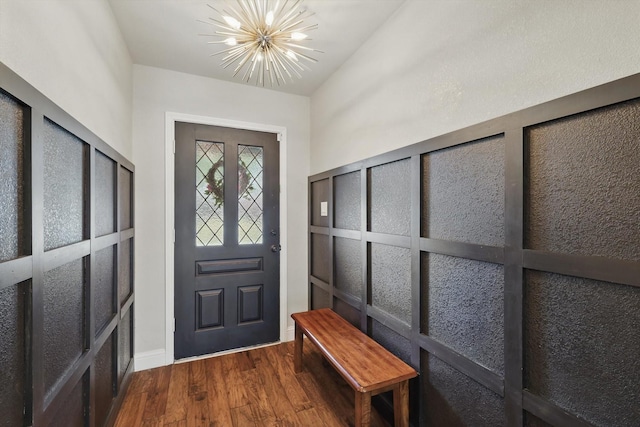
[114,340,390,426]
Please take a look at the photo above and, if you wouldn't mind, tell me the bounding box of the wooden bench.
[291,308,417,427]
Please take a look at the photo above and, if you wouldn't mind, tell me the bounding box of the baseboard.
[286,325,295,341]
[134,349,167,371]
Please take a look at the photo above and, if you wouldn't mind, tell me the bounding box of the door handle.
[270,244,281,253]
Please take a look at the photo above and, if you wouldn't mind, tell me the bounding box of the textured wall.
[43,119,86,251]
[423,253,504,375]
[334,171,361,230]
[0,91,24,263]
[43,259,85,397]
[423,135,505,246]
[525,271,640,426]
[369,159,411,236]
[526,99,640,261]
[371,243,411,325]
[333,237,362,299]
[95,152,116,237]
[422,352,505,426]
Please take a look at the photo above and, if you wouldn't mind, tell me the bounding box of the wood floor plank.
[114,343,392,427]
[186,391,210,427]
[222,352,251,409]
[250,347,303,426]
[204,355,235,427]
[238,367,278,425]
[114,391,148,427]
[263,343,313,413]
[235,350,256,371]
[164,363,189,423]
[188,359,207,396]
[231,404,257,427]
[143,365,172,421]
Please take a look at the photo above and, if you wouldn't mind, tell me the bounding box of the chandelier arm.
[231,42,260,75]
[279,42,322,54]
[224,3,254,29]
[210,44,248,57]
[283,49,317,63]
[265,48,285,84]
[242,0,261,27]
[231,0,256,28]
[242,48,262,81]
[270,49,295,81]
[271,0,302,29]
[270,0,291,28]
[220,46,252,66]
[272,46,304,77]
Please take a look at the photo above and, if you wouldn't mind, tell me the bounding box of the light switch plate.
[320,201,328,216]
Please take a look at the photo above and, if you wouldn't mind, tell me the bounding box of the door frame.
[164,112,288,365]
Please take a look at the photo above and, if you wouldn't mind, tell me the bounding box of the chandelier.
[201,0,321,87]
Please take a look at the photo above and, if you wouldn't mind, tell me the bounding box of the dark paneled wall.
[308,74,640,426]
[0,63,135,426]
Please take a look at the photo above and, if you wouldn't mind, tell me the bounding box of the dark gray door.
[174,122,280,359]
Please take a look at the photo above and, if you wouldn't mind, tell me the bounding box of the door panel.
[175,122,280,359]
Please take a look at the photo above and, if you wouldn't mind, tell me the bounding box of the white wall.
[0,0,133,159]
[310,0,640,174]
[132,65,310,364]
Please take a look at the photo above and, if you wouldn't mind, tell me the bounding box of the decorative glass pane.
[95,246,115,334]
[0,91,25,262]
[238,145,263,245]
[43,118,86,251]
[95,334,114,427]
[196,141,224,246]
[118,239,132,306]
[118,308,132,385]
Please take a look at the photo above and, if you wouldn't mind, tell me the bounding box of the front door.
[174,122,280,359]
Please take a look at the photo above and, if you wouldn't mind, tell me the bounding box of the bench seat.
[292,308,417,427]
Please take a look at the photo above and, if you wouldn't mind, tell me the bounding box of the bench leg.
[294,323,303,373]
[355,391,372,427]
[393,380,409,427]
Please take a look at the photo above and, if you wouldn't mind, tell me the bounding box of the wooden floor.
[114,340,390,427]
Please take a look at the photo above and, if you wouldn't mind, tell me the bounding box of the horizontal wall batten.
[120,228,135,241]
[523,250,640,288]
[43,240,91,272]
[366,305,411,339]
[418,333,504,397]
[309,275,330,291]
[93,233,119,252]
[95,315,118,350]
[121,293,135,315]
[365,232,411,248]
[42,348,92,414]
[332,228,361,240]
[333,288,361,310]
[0,255,33,290]
[420,238,504,264]
[309,226,329,235]
[523,391,593,427]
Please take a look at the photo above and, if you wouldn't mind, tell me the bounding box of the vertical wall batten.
[504,127,525,426]
[309,73,640,426]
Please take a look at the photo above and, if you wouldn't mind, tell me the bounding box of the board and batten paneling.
[308,73,640,427]
[0,62,135,427]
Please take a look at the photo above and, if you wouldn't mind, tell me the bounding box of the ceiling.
[108,0,405,96]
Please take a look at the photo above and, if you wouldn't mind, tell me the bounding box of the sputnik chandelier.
[201,0,321,86]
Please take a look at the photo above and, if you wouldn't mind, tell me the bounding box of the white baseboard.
[285,325,295,342]
[134,349,167,371]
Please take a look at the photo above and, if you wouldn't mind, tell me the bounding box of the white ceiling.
[108,0,405,96]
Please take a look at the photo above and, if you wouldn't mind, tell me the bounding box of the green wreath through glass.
[203,158,254,208]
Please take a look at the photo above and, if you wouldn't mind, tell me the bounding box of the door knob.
[270,244,281,252]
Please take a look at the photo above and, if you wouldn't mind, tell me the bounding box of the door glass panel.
[238,145,263,245]
[196,141,224,246]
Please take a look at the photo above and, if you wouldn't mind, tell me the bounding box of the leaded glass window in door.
[196,141,224,246]
[238,145,264,244]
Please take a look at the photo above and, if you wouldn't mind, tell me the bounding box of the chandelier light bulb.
[203,0,322,87]
[223,15,241,29]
